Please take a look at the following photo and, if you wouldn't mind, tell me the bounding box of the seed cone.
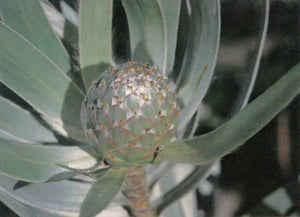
[81,61,180,167]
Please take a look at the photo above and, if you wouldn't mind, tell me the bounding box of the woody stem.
[122,166,155,217]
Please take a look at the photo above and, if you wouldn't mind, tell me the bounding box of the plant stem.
[123,166,155,217]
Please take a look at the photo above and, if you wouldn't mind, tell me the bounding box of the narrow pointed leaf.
[0,96,56,143]
[163,63,300,164]
[0,0,70,75]
[121,0,166,73]
[80,168,127,217]
[172,0,191,83]
[0,23,85,142]
[159,0,181,76]
[177,0,220,130]
[0,137,95,182]
[79,0,113,89]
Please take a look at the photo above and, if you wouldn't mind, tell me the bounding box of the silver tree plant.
[0,0,299,217]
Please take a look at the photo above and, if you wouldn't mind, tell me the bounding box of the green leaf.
[0,96,56,143]
[177,0,221,131]
[0,22,85,142]
[172,0,191,82]
[162,62,300,164]
[80,168,127,217]
[0,188,67,217]
[0,137,95,182]
[0,0,70,76]
[0,174,90,214]
[159,0,181,76]
[121,0,168,74]
[79,0,113,89]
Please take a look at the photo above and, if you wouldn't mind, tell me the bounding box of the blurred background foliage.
[197,0,300,216]
[0,0,299,216]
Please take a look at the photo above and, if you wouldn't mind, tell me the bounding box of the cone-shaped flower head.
[81,61,180,167]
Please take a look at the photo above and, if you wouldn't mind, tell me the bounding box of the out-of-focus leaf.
[162,63,300,164]
[160,203,184,217]
[247,202,281,216]
[150,164,184,217]
[0,174,90,214]
[0,0,71,77]
[79,0,113,89]
[177,0,220,131]
[0,23,85,142]
[0,96,56,143]
[122,0,168,74]
[0,137,95,182]
[153,164,198,217]
[60,1,78,26]
[147,162,172,190]
[155,163,213,215]
[80,168,127,217]
[263,187,292,215]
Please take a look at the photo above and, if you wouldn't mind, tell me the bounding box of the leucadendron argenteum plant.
[0,0,299,217]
